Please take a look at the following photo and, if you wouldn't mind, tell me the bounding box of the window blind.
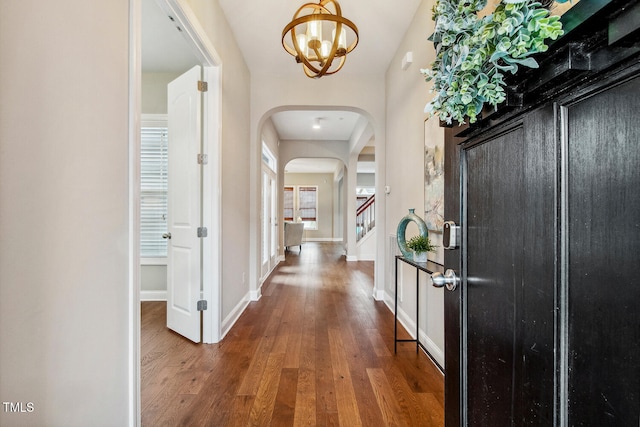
[284,186,294,221]
[140,126,168,257]
[298,186,317,221]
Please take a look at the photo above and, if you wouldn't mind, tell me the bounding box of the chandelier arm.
[282,15,358,55]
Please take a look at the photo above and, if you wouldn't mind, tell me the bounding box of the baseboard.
[249,288,262,301]
[346,255,358,262]
[372,288,386,301]
[220,294,250,340]
[386,296,444,371]
[304,237,343,242]
[357,253,375,261]
[140,290,167,301]
[419,331,445,371]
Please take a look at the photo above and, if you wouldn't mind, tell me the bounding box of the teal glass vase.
[396,208,429,259]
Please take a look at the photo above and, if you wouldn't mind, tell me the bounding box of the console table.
[394,255,444,358]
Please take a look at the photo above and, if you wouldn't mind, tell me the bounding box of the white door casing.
[261,164,278,279]
[167,65,202,343]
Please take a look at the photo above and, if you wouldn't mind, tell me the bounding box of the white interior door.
[167,65,202,343]
[270,178,277,267]
[261,166,277,277]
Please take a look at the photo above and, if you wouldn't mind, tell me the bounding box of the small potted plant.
[406,234,436,263]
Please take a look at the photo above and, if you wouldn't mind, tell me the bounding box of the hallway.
[141,242,444,426]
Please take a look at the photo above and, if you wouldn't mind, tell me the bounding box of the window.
[140,117,168,258]
[262,143,277,172]
[283,186,294,221]
[283,185,318,230]
[298,186,317,230]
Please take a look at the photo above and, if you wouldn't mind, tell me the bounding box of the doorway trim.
[129,0,223,422]
[154,0,223,343]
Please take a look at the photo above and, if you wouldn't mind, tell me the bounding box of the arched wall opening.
[281,157,347,253]
[253,104,385,300]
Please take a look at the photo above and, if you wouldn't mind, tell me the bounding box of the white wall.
[357,173,376,188]
[139,72,178,296]
[261,117,280,160]
[250,73,388,296]
[284,173,336,241]
[142,71,181,114]
[185,0,252,321]
[385,0,445,366]
[0,0,133,425]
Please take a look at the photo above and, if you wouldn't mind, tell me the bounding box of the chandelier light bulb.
[332,27,346,51]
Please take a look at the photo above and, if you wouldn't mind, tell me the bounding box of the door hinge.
[197,300,207,311]
[197,227,208,238]
[198,80,208,92]
[197,154,208,165]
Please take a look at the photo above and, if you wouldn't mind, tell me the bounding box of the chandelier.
[282,0,359,78]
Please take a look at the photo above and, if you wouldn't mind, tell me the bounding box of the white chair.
[284,221,304,252]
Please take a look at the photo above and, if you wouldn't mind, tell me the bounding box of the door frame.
[260,162,278,279]
[129,0,223,423]
[154,0,223,343]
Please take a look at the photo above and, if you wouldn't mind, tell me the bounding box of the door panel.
[167,65,202,343]
[462,106,556,424]
[566,76,640,425]
[448,81,639,425]
[444,5,640,423]
[465,128,525,425]
[261,166,277,277]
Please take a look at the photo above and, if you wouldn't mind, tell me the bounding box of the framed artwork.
[424,118,445,232]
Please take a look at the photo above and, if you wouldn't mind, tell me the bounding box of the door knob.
[431,269,460,291]
[162,233,172,239]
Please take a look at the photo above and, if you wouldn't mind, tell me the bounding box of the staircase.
[356,194,375,242]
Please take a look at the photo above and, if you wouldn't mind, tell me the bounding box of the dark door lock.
[443,221,460,250]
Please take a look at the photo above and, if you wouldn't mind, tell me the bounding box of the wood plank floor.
[141,242,444,426]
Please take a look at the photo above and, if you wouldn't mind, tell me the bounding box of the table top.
[395,255,445,274]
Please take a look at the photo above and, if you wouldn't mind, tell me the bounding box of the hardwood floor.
[141,242,444,426]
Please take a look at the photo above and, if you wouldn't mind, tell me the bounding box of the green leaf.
[424,0,563,125]
[507,56,539,68]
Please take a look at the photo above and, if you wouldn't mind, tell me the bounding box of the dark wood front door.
[442,3,640,424]
[445,75,640,426]
[463,106,557,425]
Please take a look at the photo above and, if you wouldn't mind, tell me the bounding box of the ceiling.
[142,0,421,172]
[271,110,362,141]
[217,0,422,77]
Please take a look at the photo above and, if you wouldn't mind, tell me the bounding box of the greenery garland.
[421,0,565,125]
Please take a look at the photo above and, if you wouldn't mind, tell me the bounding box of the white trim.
[419,330,445,370]
[140,257,167,266]
[155,0,223,345]
[346,255,358,262]
[372,289,386,301]
[386,296,445,371]
[303,237,343,242]
[155,0,222,66]
[140,290,167,301]
[202,63,223,344]
[220,294,251,340]
[128,0,141,425]
[130,0,224,421]
[249,288,262,301]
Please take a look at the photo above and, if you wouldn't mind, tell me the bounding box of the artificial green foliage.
[421,0,564,125]
[406,235,437,253]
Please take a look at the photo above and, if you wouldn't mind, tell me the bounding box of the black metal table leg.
[394,256,398,353]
